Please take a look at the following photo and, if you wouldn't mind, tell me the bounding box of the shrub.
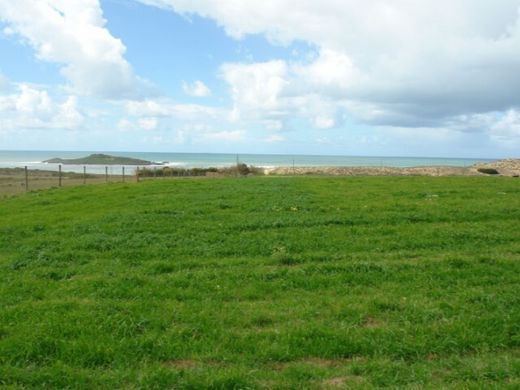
[477,168,499,175]
[137,164,263,177]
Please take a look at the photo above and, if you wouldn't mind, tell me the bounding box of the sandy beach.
[264,159,520,177]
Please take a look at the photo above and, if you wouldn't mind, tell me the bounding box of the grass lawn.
[1,176,520,389]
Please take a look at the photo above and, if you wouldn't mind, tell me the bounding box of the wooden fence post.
[122,166,125,183]
[105,166,108,183]
[24,166,28,192]
[136,167,139,182]
[59,165,62,187]
[83,166,86,185]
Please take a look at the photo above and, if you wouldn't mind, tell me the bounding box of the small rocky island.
[44,154,158,166]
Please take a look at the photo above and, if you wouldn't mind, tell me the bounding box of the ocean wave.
[162,161,187,167]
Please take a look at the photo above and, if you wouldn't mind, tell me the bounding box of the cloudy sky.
[1,0,520,157]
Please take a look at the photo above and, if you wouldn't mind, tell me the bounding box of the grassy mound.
[44,153,155,165]
[1,176,520,388]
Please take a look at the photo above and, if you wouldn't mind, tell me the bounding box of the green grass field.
[1,176,520,389]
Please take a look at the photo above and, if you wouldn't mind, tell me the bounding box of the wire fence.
[0,163,262,197]
[0,165,131,196]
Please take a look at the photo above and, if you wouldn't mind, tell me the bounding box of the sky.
[0,1,520,158]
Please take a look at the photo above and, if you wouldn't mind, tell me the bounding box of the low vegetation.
[1,176,519,388]
[477,168,500,175]
[138,163,263,177]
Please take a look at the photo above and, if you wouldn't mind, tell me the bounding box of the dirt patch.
[162,359,224,369]
[302,357,344,368]
[162,359,200,369]
[321,375,365,388]
[271,357,366,371]
[362,316,380,329]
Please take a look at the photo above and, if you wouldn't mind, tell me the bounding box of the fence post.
[59,165,62,187]
[105,166,108,183]
[136,167,139,182]
[122,166,125,183]
[24,166,28,192]
[83,166,86,185]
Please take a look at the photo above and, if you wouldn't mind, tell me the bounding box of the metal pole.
[83,166,86,185]
[24,166,28,192]
[59,165,62,187]
[122,166,125,183]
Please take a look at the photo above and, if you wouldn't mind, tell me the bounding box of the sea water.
[0,150,496,174]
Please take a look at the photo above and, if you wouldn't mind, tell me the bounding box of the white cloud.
[15,84,53,117]
[222,60,288,115]
[0,84,83,130]
[126,99,222,120]
[262,120,284,131]
[220,60,297,127]
[182,80,212,97]
[202,130,244,142]
[0,73,9,92]
[117,118,134,132]
[138,0,520,137]
[0,0,148,99]
[313,116,336,130]
[138,117,159,130]
[293,49,359,95]
[265,134,285,143]
[55,96,84,128]
[489,110,520,145]
[219,54,348,130]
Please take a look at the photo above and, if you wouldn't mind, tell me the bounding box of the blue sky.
[1,0,520,158]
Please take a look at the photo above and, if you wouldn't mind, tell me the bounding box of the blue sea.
[0,150,496,174]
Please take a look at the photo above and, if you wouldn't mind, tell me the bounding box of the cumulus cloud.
[202,130,244,142]
[126,99,223,120]
[0,84,83,130]
[489,110,520,146]
[0,0,148,99]
[220,55,348,130]
[123,98,240,143]
[0,73,9,92]
[138,117,159,130]
[137,0,520,141]
[265,134,285,143]
[182,80,212,97]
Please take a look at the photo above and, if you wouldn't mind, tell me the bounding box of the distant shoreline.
[0,151,499,173]
[1,159,518,177]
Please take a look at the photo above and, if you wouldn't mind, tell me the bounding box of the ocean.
[0,150,496,175]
